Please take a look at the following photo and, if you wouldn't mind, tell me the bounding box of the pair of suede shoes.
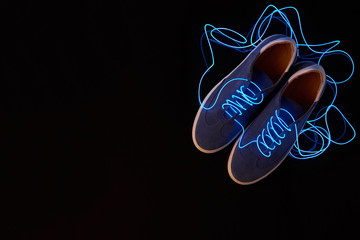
[192,34,326,185]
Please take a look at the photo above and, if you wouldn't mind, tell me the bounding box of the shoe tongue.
[247,67,274,92]
[280,96,306,123]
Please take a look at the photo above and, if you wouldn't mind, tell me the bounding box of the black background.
[1,0,359,239]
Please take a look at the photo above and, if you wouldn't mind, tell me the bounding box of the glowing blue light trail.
[198,4,356,159]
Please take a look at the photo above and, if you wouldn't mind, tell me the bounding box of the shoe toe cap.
[228,145,262,184]
[192,123,238,153]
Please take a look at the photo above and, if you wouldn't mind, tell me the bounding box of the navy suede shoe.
[228,62,326,184]
[192,35,297,153]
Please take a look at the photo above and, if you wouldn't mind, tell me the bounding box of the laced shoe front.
[192,35,297,153]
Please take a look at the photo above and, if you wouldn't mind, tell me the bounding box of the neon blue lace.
[221,79,264,125]
[238,108,297,157]
[197,4,356,159]
[258,109,295,157]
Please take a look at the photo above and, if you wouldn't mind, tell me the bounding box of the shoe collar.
[278,62,326,122]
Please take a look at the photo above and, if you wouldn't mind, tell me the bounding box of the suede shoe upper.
[228,61,326,184]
